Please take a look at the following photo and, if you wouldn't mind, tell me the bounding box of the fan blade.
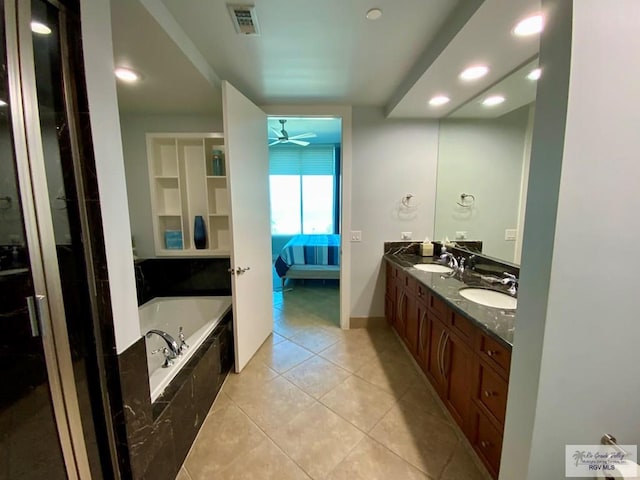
[287,139,310,147]
[270,127,283,137]
[288,132,317,140]
[268,140,281,146]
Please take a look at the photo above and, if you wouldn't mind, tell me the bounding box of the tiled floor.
[176,283,489,480]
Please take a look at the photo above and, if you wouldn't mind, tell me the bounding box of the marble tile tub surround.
[134,258,232,306]
[384,247,517,347]
[116,313,233,479]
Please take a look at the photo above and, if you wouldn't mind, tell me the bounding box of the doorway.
[268,116,342,333]
[0,0,115,478]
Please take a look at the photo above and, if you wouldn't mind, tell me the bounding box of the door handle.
[26,294,46,337]
[440,333,449,379]
[236,266,250,275]
[436,329,445,377]
[418,311,427,352]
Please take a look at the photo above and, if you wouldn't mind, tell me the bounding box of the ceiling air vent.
[228,4,260,35]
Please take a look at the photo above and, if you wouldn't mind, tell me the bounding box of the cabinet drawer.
[478,333,511,378]
[476,363,509,425]
[471,408,503,478]
[428,292,449,320]
[450,313,476,346]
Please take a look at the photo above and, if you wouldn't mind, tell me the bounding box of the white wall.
[351,107,439,318]
[81,0,140,354]
[435,106,530,262]
[501,1,640,477]
[119,113,223,258]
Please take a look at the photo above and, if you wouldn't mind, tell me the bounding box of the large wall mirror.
[434,59,538,265]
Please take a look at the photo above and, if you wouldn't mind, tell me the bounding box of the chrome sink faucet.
[439,252,459,269]
[500,273,518,295]
[145,329,181,357]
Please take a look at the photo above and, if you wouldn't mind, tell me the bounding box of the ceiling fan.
[269,119,317,146]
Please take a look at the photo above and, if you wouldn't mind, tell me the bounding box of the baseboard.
[348,316,387,329]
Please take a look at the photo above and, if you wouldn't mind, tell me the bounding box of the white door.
[222,81,273,372]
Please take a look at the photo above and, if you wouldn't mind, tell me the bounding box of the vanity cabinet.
[147,133,230,256]
[384,259,511,479]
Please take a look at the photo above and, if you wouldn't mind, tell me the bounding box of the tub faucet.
[178,326,189,353]
[145,329,180,357]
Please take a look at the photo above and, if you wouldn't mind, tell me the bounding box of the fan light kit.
[269,119,317,147]
[459,65,489,81]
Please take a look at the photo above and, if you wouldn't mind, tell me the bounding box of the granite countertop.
[384,253,516,348]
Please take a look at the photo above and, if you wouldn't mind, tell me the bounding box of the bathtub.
[138,296,232,402]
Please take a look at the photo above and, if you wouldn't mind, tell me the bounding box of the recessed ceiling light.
[428,95,450,107]
[115,67,141,83]
[0,100,7,107]
[482,95,505,107]
[31,21,51,35]
[459,65,489,81]
[366,8,382,20]
[513,14,544,36]
[527,68,541,80]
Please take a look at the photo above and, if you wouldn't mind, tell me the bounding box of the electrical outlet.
[455,231,467,240]
[401,232,412,240]
[350,230,362,242]
[505,229,517,241]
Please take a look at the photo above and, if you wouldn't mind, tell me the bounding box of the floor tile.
[327,437,429,480]
[254,339,315,373]
[320,376,397,432]
[223,361,279,398]
[283,355,351,399]
[319,340,378,373]
[369,403,459,478]
[218,438,311,479]
[175,467,191,480]
[354,351,418,398]
[440,443,491,480]
[270,402,364,479]
[288,326,341,353]
[185,405,266,478]
[229,376,314,434]
[207,390,234,416]
[399,380,447,421]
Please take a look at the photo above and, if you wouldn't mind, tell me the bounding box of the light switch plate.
[455,231,468,240]
[505,229,517,241]
[401,232,412,240]
[350,231,362,242]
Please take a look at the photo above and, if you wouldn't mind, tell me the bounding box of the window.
[269,145,336,235]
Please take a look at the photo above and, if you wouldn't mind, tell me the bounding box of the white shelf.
[147,133,230,256]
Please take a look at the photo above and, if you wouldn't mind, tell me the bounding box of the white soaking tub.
[138,296,232,402]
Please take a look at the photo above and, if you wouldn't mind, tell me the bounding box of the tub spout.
[145,329,180,357]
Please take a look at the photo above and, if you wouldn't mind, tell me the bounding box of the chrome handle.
[436,329,445,377]
[484,390,493,398]
[480,440,491,448]
[236,266,250,275]
[227,268,235,275]
[486,349,496,357]
[441,333,450,379]
[151,347,175,368]
[418,311,427,352]
[26,295,40,337]
[601,433,629,456]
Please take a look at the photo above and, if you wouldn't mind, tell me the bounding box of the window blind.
[269,145,335,175]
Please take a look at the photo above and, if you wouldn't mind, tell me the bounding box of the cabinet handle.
[436,329,445,377]
[418,311,427,352]
[486,349,497,357]
[441,333,450,379]
[484,390,494,398]
[480,440,492,448]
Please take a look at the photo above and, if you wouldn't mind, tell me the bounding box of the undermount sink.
[459,288,517,310]
[413,264,452,273]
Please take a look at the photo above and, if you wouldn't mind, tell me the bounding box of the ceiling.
[110,0,541,119]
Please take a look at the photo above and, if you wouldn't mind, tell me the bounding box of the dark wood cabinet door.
[415,298,429,367]
[404,294,419,354]
[384,293,395,326]
[443,330,473,431]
